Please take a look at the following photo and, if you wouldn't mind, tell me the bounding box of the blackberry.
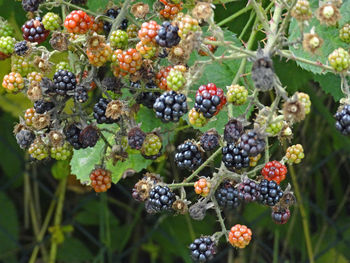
[215,181,240,209]
[93,98,117,124]
[222,143,249,171]
[34,99,54,114]
[74,85,88,103]
[251,55,275,91]
[130,81,160,109]
[335,104,350,135]
[239,131,265,157]
[128,127,146,150]
[200,129,220,151]
[258,179,283,206]
[103,8,128,33]
[53,70,77,96]
[22,17,49,44]
[22,0,42,12]
[194,83,226,118]
[155,21,180,48]
[175,140,202,170]
[147,185,176,212]
[224,119,244,143]
[189,237,217,262]
[16,129,35,149]
[79,125,99,148]
[237,178,259,202]
[271,207,291,224]
[64,123,83,150]
[153,91,188,122]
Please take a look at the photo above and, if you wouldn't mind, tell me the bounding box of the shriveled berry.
[16,129,35,149]
[79,125,100,148]
[128,127,146,150]
[224,119,244,143]
[200,129,219,151]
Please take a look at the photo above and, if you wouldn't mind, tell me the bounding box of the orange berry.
[228,224,252,249]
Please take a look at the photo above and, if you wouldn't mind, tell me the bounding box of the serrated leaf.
[106,153,152,183]
[70,124,118,184]
[314,73,343,101]
[87,0,109,12]
[57,237,94,263]
[288,0,350,74]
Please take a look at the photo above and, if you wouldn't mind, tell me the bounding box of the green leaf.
[51,160,71,180]
[0,93,32,118]
[57,237,94,263]
[0,193,19,263]
[87,0,109,12]
[70,124,118,184]
[106,152,152,183]
[314,73,343,102]
[288,0,350,74]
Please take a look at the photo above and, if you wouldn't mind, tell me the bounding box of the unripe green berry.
[50,142,72,161]
[42,12,61,31]
[56,61,72,72]
[0,36,15,55]
[0,21,14,37]
[339,24,350,44]
[166,68,186,91]
[188,108,208,127]
[226,84,248,105]
[110,30,128,49]
[28,139,49,160]
[328,48,350,72]
[141,133,162,158]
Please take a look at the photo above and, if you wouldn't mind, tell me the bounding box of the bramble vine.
[1,0,349,262]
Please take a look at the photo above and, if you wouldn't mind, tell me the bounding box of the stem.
[212,197,228,241]
[29,186,61,263]
[184,146,222,183]
[168,182,195,189]
[264,2,284,54]
[273,228,279,263]
[250,0,271,34]
[107,0,133,41]
[278,50,336,73]
[217,5,252,26]
[49,177,68,263]
[288,164,314,263]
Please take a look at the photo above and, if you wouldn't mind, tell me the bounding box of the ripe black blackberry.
[335,104,350,135]
[189,236,217,262]
[251,55,275,91]
[130,81,160,109]
[14,41,29,56]
[65,0,87,4]
[271,207,290,224]
[53,70,77,96]
[155,21,181,48]
[175,140,202,170]
[222,143,249,171]
[64,123,83,150]
[237,178,259,202]
[79,125,99,148]
[34,99,54,114]
[147,185,176,212]
[239,131,265,157]
[128,127,146,150]
[258,179,283,206]
[153,91,188,122]
[200,129,220,151]
[93,98,117,124]
[16,129,35,149]
[21,17,49,44]
[74,85,88,103]
[224,119,244,143]
[215,181,240,209]
[22,0,42,12]
[103,8,128,33]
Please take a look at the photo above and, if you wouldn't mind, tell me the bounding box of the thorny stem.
[212,197,228,241]
[168,182,195,189]
[264,1,284,54]
[107,0,133,41]
[183,147,222,183]
[250,0,271,35]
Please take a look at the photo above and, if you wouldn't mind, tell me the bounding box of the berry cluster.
[194,83,226,118]
[175,140,202,170]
